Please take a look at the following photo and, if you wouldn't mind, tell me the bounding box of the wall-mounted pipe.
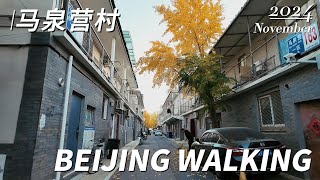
[55,55,73,180]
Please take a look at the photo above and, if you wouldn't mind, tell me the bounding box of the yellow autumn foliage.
[144,111,158,129]
[137,0,223,88]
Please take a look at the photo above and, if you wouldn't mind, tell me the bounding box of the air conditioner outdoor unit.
[254,61,263,72]
[254,60,267,74]
[124,109,130,117]
[116,100,125,110]
[192,112,199,119]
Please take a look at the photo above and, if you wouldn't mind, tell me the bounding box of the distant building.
[123,31,136,65]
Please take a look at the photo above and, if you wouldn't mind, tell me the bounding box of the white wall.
[0,46,29,143]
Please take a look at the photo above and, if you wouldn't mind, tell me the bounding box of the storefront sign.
[67,3,84,44]
[288,22,320,54]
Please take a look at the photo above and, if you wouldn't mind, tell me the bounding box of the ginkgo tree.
[137,0,224,88]
[138,0,231,127]
[144,111,158,129]
[178,55,231,128]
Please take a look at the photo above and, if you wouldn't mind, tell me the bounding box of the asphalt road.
[110,135,215,180]
[110,135,298,180]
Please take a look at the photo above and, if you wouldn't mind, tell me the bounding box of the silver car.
[155,130,162,136]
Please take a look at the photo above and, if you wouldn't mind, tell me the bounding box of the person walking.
[181,129,194,150]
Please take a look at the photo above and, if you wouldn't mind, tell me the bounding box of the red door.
[299,100,320,180]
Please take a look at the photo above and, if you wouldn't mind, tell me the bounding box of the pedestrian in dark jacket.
[181,129,194,150]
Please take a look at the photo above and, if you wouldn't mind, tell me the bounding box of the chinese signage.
[11,7,120,33]
[67,3,83,44]
[288,22,320,54]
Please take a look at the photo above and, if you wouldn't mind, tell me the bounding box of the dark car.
[191,127,286,179]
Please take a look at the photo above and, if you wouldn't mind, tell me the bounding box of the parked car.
[155,130,162,136]
[192,127,286,179]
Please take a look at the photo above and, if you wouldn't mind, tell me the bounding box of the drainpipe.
[110,38,116,85]
[110,38,116,139]
[55,55,73,180]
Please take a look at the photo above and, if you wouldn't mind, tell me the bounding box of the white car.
[155,130,162,136]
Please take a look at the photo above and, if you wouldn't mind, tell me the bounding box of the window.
[85,106,95,127]
[207,133,219,143]
[200,133,209,142]
[258,89,284,130]
[102,96,109,120]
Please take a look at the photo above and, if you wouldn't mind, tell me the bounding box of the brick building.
[213,0,320,179]
[158,89,210,140]
[0,0,144,179]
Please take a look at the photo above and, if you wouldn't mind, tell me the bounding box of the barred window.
[258,90,285,131]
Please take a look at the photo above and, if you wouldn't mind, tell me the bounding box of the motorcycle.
[142,132,147,140]
[138,132,147,145]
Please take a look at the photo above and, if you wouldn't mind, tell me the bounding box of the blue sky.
[114,0,247,113]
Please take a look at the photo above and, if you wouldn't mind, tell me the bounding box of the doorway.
[298,100,320,180]
[190,119,196,137]
[66,93,83,165]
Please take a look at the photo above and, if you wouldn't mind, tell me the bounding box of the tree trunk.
[209,107,219,128]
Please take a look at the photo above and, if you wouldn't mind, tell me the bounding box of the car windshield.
[218,128,264,142]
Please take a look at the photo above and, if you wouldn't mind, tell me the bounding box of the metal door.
[67,93,82,165]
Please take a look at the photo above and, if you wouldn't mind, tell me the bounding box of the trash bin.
[106,138,120,159]
[168,132,173,138]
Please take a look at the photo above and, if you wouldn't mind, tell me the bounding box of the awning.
[212,0,307,63]
[163,116,183,125]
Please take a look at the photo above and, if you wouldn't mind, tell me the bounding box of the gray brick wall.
[221,64,320,177]
[34,33,146,178]
[30,43,120,179]
[1,33,136,180]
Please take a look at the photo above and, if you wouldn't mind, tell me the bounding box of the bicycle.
[88,138,105,174]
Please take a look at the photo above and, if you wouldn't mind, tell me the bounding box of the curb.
[103,140,139,180]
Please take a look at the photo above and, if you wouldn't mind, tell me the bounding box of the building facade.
[213,0,320,179]
[158,89,211,140]
[158,0,320,179]
[0,0,144,179]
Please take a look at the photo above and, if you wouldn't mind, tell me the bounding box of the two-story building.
[0,0,144,179]
[158,89,212,140]
[213,0,320,179]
